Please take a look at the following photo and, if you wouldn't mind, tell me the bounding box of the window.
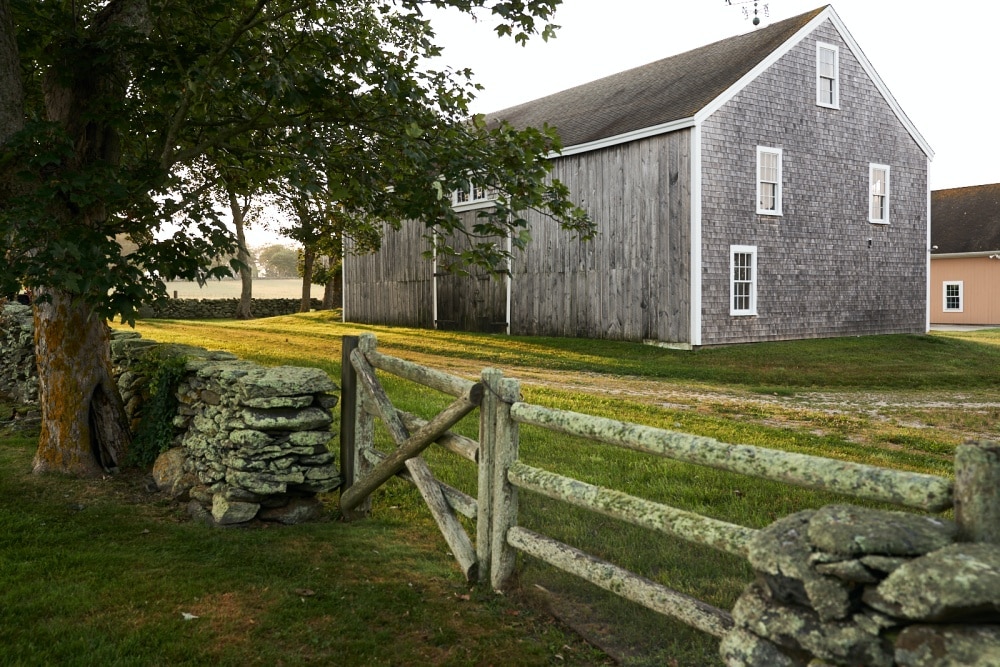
[756,147,782,215]
[869,164,890,224]
[730,245,757,316]
[452,180,496,208]
[816,42,839,108]
[943,281,963,312]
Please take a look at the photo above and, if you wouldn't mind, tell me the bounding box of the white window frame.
[943,281,964,313]
[816,42,840,109]
[756,146,782,216]
[452,179,497,211]
[869,163,890,224]
[730,245,758,316]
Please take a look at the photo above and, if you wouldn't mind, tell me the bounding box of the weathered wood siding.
[435,212,508,333]
[511,130,692,342]
[343,220,434,328]
[699,18,929,345]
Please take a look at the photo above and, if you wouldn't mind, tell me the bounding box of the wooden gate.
[339,333,512,582]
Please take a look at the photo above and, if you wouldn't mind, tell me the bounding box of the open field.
[162,279,305,299]
[10,315,1000,665]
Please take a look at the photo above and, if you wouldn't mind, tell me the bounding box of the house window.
[943,281,963,312]
[756,147,782,215]
[869,164,890,224]
[731,245,757,316]
[816,43,839,108]
[452,180,496,207]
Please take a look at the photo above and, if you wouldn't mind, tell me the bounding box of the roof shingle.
[932,184,1000,254]
[486,7,827,148]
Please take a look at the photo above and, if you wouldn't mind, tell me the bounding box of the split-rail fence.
[338,333,998,639]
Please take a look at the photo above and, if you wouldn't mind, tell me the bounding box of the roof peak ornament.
[725,0,770,26]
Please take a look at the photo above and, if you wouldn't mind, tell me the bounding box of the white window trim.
[730,245,758,317]
[452,179,497,212]
[943,281,964,313]
[756,146,783,216]
[816,42,840,109]
[869,163,890,225]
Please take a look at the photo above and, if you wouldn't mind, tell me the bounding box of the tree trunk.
[33,289,131,476]
[322,272,340,310]
[229,189,254,320]
[300,247,315,313]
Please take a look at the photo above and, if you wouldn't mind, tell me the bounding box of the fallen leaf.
[294,589,315,597]
[181,612,199,621]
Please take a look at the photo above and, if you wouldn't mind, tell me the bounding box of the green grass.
[0,413,608,666]
[96,314,999,665]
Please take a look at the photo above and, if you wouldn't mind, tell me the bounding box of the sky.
[248,0,999,247]
[422,0,1000,192]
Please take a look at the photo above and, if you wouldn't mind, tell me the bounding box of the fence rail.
[339,334,996,655]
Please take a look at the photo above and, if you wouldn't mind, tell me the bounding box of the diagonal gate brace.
[341,348,483,580]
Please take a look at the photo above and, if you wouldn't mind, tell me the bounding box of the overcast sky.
[424,0,999,192]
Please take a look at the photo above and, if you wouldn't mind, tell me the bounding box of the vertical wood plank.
[490,376,521,591]
[477,368,504,585]
[339,335,359,496]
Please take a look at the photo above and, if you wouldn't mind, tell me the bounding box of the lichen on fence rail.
[507,461,755,557]
[509,402,954,512]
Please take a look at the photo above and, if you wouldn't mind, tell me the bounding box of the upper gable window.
[756,146,782,215]
[869,164,890,224]
[816,43,839,109]
[452,181,497,209]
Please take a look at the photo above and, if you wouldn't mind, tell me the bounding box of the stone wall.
[110,331,340,526]
[0,304,39,416]
[720,505,1000,666]
[140,297,324,320]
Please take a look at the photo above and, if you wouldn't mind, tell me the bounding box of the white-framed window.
[756,147,782,215]
[452,180,497,208]
[816,42,839,108]
[730,245,758,316]
[943,281,964,312]
[869,164,890,224]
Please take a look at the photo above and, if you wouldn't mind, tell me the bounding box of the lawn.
[10,314,1000,665]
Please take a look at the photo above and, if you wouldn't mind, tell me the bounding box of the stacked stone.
[721,504,1000,666]
[0,303,39,413]
[165,360,341,526]
[140,297,323,320]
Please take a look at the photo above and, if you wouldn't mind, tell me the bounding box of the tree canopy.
[0,0,592,324]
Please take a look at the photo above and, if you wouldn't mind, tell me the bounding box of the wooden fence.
[339,333,999,638]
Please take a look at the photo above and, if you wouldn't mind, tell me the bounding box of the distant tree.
[257,245,299,279]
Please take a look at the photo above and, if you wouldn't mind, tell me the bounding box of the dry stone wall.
[0,304,38,414]
[140,297,323,320]
[720,504,1000,666]
[110,331,340,526]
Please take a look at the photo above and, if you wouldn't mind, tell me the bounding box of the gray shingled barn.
[343,5,933,347]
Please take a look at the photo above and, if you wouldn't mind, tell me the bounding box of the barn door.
[435,270,508,333]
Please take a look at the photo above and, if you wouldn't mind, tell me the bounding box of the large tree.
[0,0,591,476]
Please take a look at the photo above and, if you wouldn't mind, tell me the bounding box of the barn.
[343,5,933,347]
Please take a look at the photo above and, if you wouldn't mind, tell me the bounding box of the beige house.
[930,183,1000,325]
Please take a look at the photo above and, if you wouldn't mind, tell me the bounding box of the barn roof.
[486,7,827,149]
[932,184,1000,255]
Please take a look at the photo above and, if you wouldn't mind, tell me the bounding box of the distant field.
[162,278,305,299]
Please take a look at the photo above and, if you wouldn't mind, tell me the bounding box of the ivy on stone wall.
[127,351,188,468]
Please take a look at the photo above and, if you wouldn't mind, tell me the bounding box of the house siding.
[510,129,692,342]
[930,257,1000,325]
[699,19,928,345]
[343,219,434,328]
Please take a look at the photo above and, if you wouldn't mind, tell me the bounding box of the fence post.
[339,335,359,497]
[478,368,503,586]
[343,333,377,517]
[490,376,521,592]
[955,440,1000,544]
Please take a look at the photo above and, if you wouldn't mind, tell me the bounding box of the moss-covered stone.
[806,505,958,557]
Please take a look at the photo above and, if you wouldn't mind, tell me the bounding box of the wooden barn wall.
[343,219,434,328]
[435,212,509,333]
[511,130,692,342]
[699,18,928,345]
